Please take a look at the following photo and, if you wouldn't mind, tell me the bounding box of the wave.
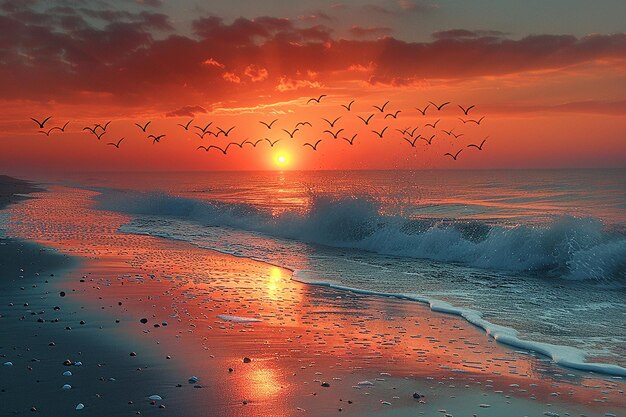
[94,190,626,283]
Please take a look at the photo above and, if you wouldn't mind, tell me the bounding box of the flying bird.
[95,121,111,131]
[385,110,401,119]
[83,126,98,135]
[295,121,312,128]
[373,101,390,113]
[415,104,430,115]
[342,134,358,145]
[322,116,341,127]
[403,136,421,147]
[424,119,440,129]
[429,101,450,111]
[282,128,299,138]
[441,128,455,136]
[259,119,278,129]
[341,100,355,111]
[395,127,410,135]
[303,139,322,150]
[307,95,327,104]
[420,134,436,145]
[199,144,234,155]
[135,121,151,132]
[371,126,388,138]
[217,126,235,137]
[178,119,193,130]
[458,104,475,115]
[264,138,281,147]
[461,116,486,125]
[39,122,69,135]
[451,131,464,139]
[107,137,124,148]
[323,128,344,139]
[149,134,166,144]
[357,114,374,125]
[243,139,264,147]
[195,131,215,139]
[444,149,463,160]
[83,127,105,140]
[194,122,213,133]
[407,127,419,138]
[467,137,488,150]
[31,116,52,128]
[49,121,70,133]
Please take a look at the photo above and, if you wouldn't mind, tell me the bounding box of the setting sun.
[274,152,288,168]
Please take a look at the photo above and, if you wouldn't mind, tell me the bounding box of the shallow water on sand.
[3,185,626,416]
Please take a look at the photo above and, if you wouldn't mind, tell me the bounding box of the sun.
[274,152,289,168]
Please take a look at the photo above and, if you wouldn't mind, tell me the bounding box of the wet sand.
[2,183,625,416]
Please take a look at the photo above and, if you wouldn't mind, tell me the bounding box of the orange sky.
[0,0,625,173]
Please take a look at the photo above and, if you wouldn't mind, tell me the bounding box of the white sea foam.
[216,315,262,323]
[293,270,626,377]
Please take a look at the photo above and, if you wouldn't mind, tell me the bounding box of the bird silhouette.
[202,144,235,154]
[357,114,374,125]
[217,126,235,137]
[341,100,355,111]
[461,116,485,125]
[282,128,299,138]
[135,121,151,132]
[307,95,327,104]
[424,119,440,128]
[372,126,388,138]
[194,122,212,133]
[395,127,409,135]
[323,128,344,139]
[195,131,215,139]
[39,122,70,136]
[228,140,246,148]
[407,127,419,138]
[107,137,124,148]
[264,138,281,147]
[467,137,488,150]
[295,121,312,128]
[178,119,193,130]
[303,139,322,150]
[415,104,430,115]
[403,136,421,147]
[429,101,450,111]
[149,134,165,144]
[83,127,106,140]
[441,128,455,136]
[95,121,111,131]
[49,121,70,133]
[420,134,436,145]
[458,104,475,115]
[322,116,341,127]
[31,116,51,128]
[444,149,463,160]
[243,139,264,147]
[373,101,389,113]
[385,110,401,119]
[451,131,464,139]
[259,119,278,129]
[342,134,358,145]
[83,126,97,135]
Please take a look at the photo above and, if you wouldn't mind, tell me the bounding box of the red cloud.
[1,4,624,111]
[165,105,207,117]
[349,25,392,38]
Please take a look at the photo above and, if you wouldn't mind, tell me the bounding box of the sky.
[0,0,625,173]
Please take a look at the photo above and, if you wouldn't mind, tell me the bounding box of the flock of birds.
[30,96,490,161]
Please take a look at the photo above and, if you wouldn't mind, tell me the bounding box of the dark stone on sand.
[140,318,148,324]
[153,324,160,328]
[243,357,251,363]
[59,291,65,297]
[63,359,73,366]
[129,352,137,357]
[158,404,165,409]
[80,320,85,325]
[48,342,55,347]
[37,318,44,323]
[30,406,37,412]
[321,382,330,387]
[228,368,233,372]
[412,392,423,399]
[53,306,60,310]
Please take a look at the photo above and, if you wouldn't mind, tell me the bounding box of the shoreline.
[2,183,624,415]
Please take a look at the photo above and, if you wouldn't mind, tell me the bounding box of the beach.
[0,177,624,416]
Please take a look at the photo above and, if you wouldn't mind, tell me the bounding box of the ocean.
[48,169,626,373]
